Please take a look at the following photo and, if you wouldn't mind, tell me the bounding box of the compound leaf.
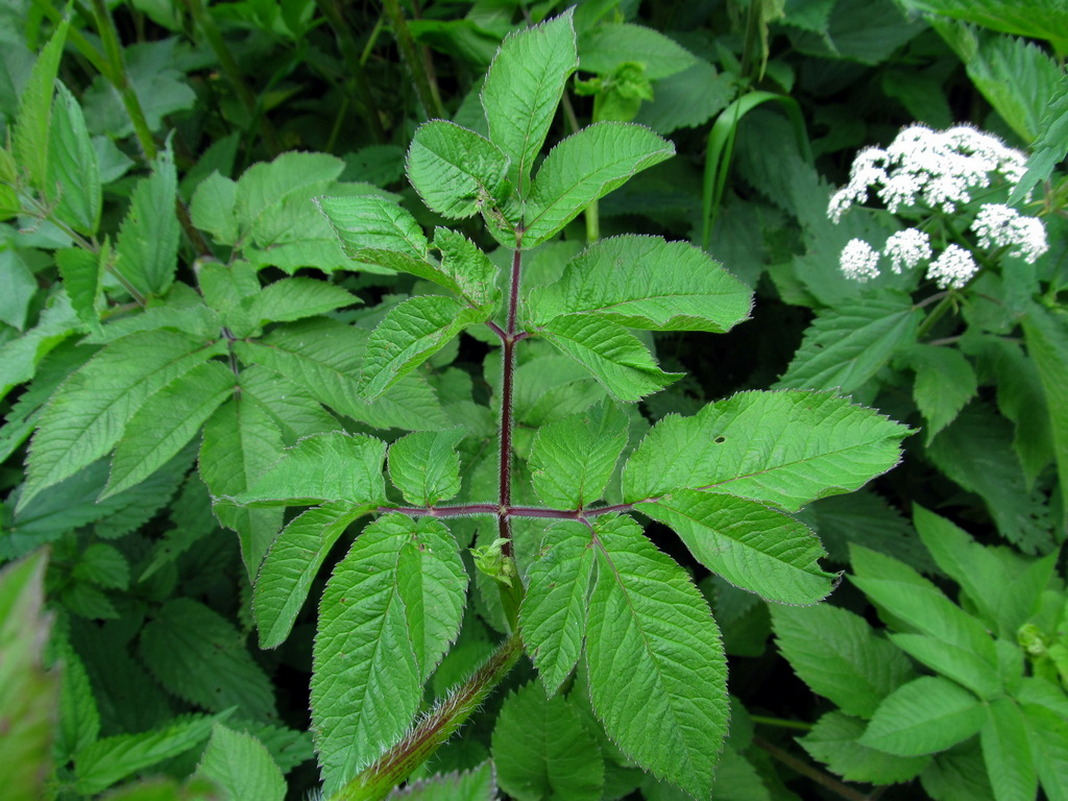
[254,503,375,649]
[640,490,836,604]
[104,360,234,498]
[481,10,578,193]
[523,123,675,246]
[585,515,728,799]
[312,515,466,793]
[528,235,751,333]
[623,390,909,510]
[22,330,221,511]
[538,313,680,401]
[520,521,596,695]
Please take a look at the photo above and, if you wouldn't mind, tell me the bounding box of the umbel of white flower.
[829,124,1048,290]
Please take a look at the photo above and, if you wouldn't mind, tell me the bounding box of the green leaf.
[0,551,57,800]
[1011,77,1068,203]
[481,10,578,193]
[0,248,38,331]
[978,698,1038,801]
[492,682,604,801]
[579,23,696,80]
[116,144,181,299]
[390,762,497,801]
[406,120,510,219]
[317,194,429,266]
[434,227,501,308]
[800,712,931,784]
[199,393,285,573]
[47,82,101,235]
[1023,700,1068,801]
[254,502,375,649]
[312,514,467,793]
[360,295,487,399]
[776,291,923,393]
[1022,304,1068,528]
[236,431,386,506]
[913,504,1055,638]
[235,151,344,237]
[13,17,68,190]
[21,329,220,510]
[523,123,675,246]
[196,723,286,801]
[851,546,1001,698]
[860,676,985,757]
[927,402,1054,553]
[900,0,1068,53]
[623,390,910,510]
[74,716,216,795]
[0,291,81,401]
[243,278,357,328]
[55,641,100,762]
[237,318,450,431]
[139,598,275,718]
[528,401,629,508]
[73,543,129,589]
[387,428,465,505]
[902,344,978,444]
[585,515,728,799]
[528,235,752,333]
[537,313,680,401]
[104,360,234,498]
[190,171,239,245]
[640,491,836,604]
[520,521,596,695]
[634,59,734,135]
[55,247,103,329]
[771,603,915,718]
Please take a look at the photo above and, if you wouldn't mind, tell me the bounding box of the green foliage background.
[0,0,1066,800]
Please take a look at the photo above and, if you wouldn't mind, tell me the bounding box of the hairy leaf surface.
[520,521,595,694]
[407,120,510,219]
[585,515,728,798]
[116,145,180,299]
[528,235,751,332]
[387,428,465,505]
[317,194,429,262]
[623,390,909,509]
[312,515,466,793]
[47,82,101,235]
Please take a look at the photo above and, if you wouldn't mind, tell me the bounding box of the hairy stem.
[329,633,523,801]
[496,245,524,556]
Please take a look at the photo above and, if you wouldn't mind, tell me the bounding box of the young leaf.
[47,82,101,235]
[254,502,375,649]
[139,598,275,719]
[406,120,510,219]
[115,144,181,299]
[861,677,986,758]
[21,330,222,510]
[236,431,387,506]
[196,723,286,801]
[481,10,578,193]
[103,360,235,498]
[519,521,596,695]
[537,313,681,401]
[528,401,629,509]
[13,17,69,191]
[199,393,285,573]
[311,514,467,793]
[387,428,465,505]
[528,235,752,333]
[74,717,217,796]
[772,604,915,718]
[585,515,728,799]
[523,123,675,246]
[360,295,487,399]
[638,490,837,604]
[800,712,931,784]
[491,682,604,801]
[776,291,923,394]
[622,390,909,510]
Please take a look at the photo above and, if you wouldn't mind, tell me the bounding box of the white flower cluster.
[829,124,1048,290]
[828,124,1027,221]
